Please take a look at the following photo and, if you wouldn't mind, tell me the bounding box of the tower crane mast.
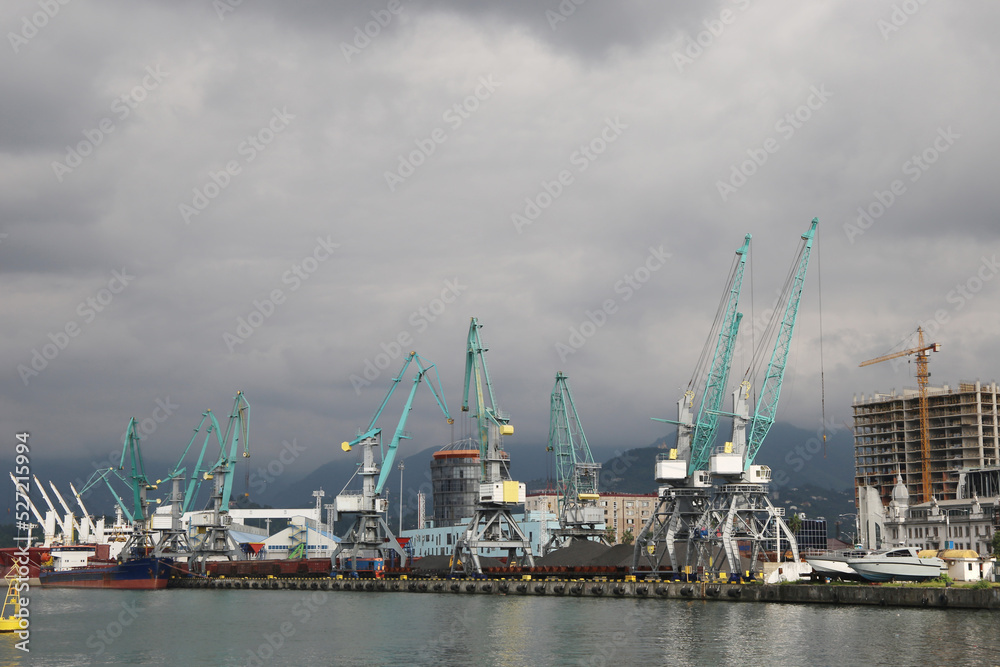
[859,327,940,502]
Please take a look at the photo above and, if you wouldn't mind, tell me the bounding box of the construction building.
[853,381,1000,505]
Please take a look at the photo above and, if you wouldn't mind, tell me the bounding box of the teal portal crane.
[78,418,159,557]
[333,352,452,572]
[187,392,251,570]
[694,218,818,577]
[451,317,535,575]
[543,372,607,554]
[634,234,750,574]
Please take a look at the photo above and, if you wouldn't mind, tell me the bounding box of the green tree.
[787,513,803,536]
[621,529,635,546]
[991,531,1000,560]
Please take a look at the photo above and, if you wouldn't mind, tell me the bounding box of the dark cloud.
[2,0,998,486]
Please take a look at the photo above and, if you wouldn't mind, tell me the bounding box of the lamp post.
[840,513,859,547]
[398,461,405,535]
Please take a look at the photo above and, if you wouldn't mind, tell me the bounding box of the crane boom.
[9,474,46,526]
[462,317,513,482]
[374,354,451,494]
[119,417,154,523]
[33,475,67,534]
[688,235,751,473]
[744,217,818,468]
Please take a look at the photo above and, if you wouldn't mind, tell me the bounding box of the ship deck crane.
[694,218,818,578]
[860,327,940,502]
[333,352,452,573]
[8,474,49,541]
[633,234,750,575]
[32,475,69,538]
[451,317,536,575]
[542,372,608,555]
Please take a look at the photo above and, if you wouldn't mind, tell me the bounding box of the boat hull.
[39,557,172,590]
[848,561,943,582]
[804,556,865,581]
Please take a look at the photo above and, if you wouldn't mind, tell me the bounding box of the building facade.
[853,381,1000,505]
[884,472,999,557]
[526,491,656,544]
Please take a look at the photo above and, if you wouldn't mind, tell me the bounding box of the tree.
[603,526,617,544]
[787,513,803,536]
[991,531,1000,560]
[621,529,635,546]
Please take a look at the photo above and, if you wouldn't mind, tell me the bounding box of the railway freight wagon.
[206,558,332,578]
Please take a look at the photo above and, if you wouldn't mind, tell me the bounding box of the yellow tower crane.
[859,327,941,502]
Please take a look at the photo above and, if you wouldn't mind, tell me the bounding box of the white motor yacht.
[846,547,945,582]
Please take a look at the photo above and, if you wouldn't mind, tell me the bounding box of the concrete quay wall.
[172,577,1000,609]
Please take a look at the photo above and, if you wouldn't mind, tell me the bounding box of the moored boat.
[846,547,945,582]
[38,556,173,590]
[804,548,871,581]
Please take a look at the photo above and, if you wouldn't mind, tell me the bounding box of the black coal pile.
[536,540,612,567]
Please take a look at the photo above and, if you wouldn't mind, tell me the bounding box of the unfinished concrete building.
[853,381,1000,506]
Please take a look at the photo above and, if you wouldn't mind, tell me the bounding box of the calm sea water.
[2,588,998,666]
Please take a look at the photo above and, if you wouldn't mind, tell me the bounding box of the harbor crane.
[541,372,608,555]
[692,218,818,578]
[451,317,536,575]
[152,409,224,558]
[634,234,750,575]
[333,352,452,574]
[860,328,940,502]
[187,392,251,571]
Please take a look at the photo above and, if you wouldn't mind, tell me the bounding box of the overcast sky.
[3,1,998,480]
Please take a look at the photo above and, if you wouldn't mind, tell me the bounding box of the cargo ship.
[38,555,173,589]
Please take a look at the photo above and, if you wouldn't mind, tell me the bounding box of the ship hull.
[39,557,172,590]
